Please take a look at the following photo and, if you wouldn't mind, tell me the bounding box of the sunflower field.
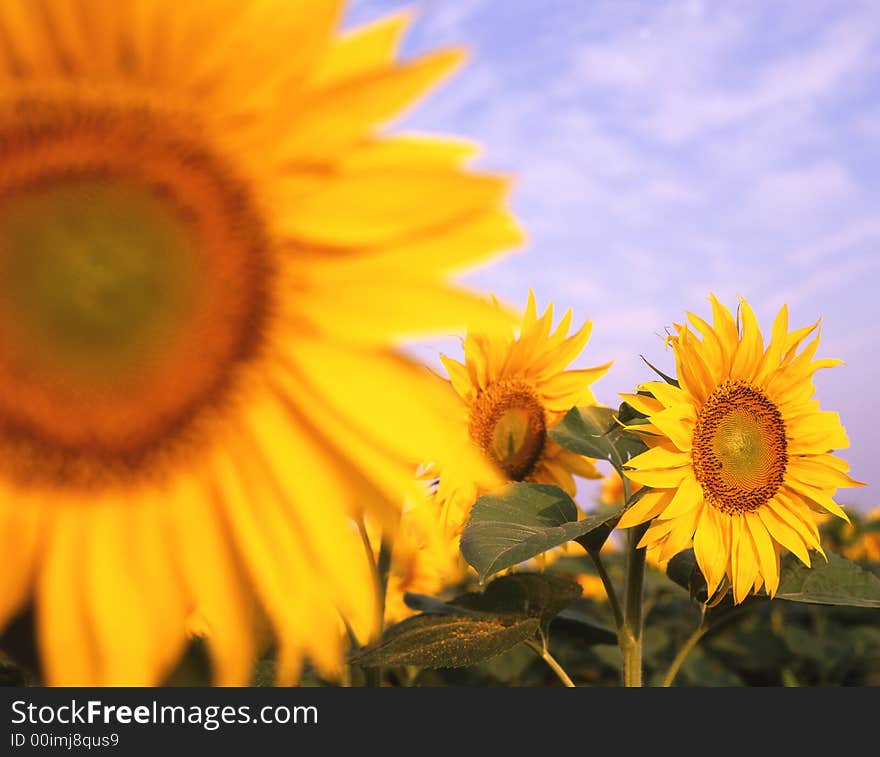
[0,0,877,691]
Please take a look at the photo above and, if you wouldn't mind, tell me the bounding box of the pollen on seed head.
[468,380,547,481]
[692,380,788,515]
[0,96,271,490]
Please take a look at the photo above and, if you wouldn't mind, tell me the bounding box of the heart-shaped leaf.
[549,406,647,477]
[349,614,540,669]
[460,482,624,582]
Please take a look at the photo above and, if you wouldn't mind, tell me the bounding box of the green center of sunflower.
[469,381,546,480]
[692,380,788,514]
[0,97,271,490]
[0,179,196,380]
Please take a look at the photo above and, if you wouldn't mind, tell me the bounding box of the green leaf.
[776,552,880,608]
[548,406,648,477]
[450,573,583,634]
[666,549,709,603]
[460,482,624,582]
[349,614,540,669]
[667,548,880,609]
[551,604,619,646]
[640,355,679,387]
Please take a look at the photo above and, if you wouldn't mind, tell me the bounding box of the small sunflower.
[619,295,865,603]
[0,1,520,685]
[437,292,611,532]
[373,502,469,625]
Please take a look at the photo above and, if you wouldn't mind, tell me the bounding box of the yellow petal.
[640,381,687,409]
[731,516,758,604]
[708,293,739,365]
[745,512,779,596]
[276,48,465,163]
[441,355,475,401]
[342,134,480,170]
[672,325,711,403]
[244,393,377,639]
[693,505,727,597]
[645,403,696,451]
[0,494,42,632]
[166,474,257,686]
[660,473,703,519]
[86,504,174,685]
[307,11,410,89]
[293,277,514,345]
[638,516,678,549]
[730,297,764,382]
[540,364,613,412]
[782,479,850,523]
[617,490,674,529]
[280,167,509,247]
[286,340,499,492]
[659,504,702,562]
[685,312,725,384]
[37,508,100,685]
[624,465,691,488]
[619,392,665,417]
[767,493,822,551]
[786,457,865,490]
[753,304,788,385]
[626,444,692,471]
[757,503,811,566]
[303,209,523,277]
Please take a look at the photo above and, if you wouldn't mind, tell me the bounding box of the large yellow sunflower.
[437,292,611,532]
[619,296,865,604]
[0,1,520,685]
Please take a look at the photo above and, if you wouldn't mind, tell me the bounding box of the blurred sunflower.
[600,471,642,507]
[840,508,880,563]
[373,503,469,625]
[619,296,864,604]
[0,1,520,685]
[436,291,611,532]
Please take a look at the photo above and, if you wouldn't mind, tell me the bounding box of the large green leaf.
[667,548,880,609]
[349,614,540,669]
[460,482,624,582]
[451,573,583,633]
[406,574,614,645]
[551,603,619,646]
[548,406,647,477]
[776,552,880,608]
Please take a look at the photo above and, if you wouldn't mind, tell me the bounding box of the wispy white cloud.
[348,0,880,507]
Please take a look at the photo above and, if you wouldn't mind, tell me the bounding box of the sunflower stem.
[356,518,395,687]
[587,549,624,631]
[621,523,649,687]
[525,640,576,688]
[662,622,708,687]
[375,536,394,631]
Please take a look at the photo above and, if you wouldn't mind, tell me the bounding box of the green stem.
[375,536,394,631]
[525,640,576,688]
[356,518,395,687]
[587,549,624,632]
[662,623,707,687]
[621,523,648,687]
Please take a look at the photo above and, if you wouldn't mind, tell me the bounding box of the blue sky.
[347,0,879,511]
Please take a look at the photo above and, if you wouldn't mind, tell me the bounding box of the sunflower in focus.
[436,292,611,532]
[619,296,865,604]
[0,1,521,685]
